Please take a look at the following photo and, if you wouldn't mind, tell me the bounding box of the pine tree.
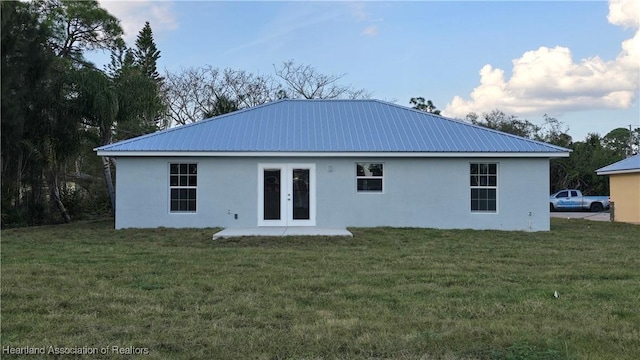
[409,97,441,115]
[106,39,135,77]
[133,21,162,82]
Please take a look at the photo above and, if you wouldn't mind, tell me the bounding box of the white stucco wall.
[114,156,551,231]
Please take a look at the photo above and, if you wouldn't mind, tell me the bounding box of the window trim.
[168,162,198,213]
[355,162,384,194]
[470,162,498,213]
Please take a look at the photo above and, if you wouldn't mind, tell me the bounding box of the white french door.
[258,164,316,226]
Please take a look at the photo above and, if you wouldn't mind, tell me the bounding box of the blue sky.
[96,0,639,141]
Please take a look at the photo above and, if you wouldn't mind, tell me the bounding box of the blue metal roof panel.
[596,154,640,174]
[96,99,570,154]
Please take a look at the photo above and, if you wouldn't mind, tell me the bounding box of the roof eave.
[95,150,570,158]
[596,168,640,175]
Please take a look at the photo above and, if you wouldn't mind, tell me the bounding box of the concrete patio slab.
[212,227,353,240]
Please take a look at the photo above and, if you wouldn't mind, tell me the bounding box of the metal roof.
[96,99,570,155]
[596,154,640,175]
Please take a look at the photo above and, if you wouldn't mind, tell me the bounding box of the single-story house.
[596,154,640,224]
[96,99,570,231]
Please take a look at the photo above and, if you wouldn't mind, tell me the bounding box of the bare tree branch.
[273,60,371,100]
[162,66,282,126]
[162,60,372,127]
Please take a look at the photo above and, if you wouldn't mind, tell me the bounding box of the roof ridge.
[281,98,372,102]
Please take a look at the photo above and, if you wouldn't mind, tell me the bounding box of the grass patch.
[1,219,639,359]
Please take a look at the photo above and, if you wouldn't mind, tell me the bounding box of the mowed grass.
[1,219,639,360]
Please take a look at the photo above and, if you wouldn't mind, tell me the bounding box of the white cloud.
[445,0,640,118]
[98,0,178,44]
[362,25,378,37]
[223,9,342,56]
[347,2,383,37]
[349,2,369,22]
[608,0,640,28]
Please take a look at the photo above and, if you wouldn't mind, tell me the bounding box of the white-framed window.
[356,163,383,193]
[169,163,197,212]
[470,163,497,212]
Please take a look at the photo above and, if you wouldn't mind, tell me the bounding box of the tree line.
[0,0,369,227]
[411,101,640,196]
[2,0,167,227]
[464,110,639,195]
[2,1,637,227]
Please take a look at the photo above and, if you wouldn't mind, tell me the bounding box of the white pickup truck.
[549,189,610,212]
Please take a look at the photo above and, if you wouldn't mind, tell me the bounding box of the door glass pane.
[292,169,310,220]
[264,169,281,220]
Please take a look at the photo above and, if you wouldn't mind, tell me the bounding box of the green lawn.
[1,219,639,359]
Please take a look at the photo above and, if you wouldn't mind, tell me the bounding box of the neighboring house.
[596,154,640,224]
[96,99,570,231]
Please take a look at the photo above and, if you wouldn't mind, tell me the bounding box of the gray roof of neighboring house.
[96,99,570,155]
[596,154,640,175]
